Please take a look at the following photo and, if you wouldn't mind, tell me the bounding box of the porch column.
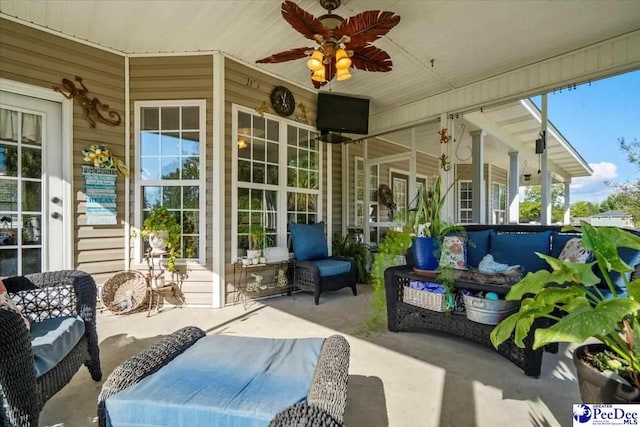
[540,93,552,225]
[440,113,455,223]
[409,128,417,210]
[563,181,571,224]
[508,151,520,224]
[470,129,486,224]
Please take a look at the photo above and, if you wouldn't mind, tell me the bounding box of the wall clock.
[270,86,295,117]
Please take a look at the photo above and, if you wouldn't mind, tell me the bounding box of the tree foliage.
[519,185,564,223]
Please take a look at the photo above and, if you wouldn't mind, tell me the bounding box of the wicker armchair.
[0,270,102,427]
[290,222,357,305]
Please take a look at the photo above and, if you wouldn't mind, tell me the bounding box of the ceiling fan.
[256,0,401,87]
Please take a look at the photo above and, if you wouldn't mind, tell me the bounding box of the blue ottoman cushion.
[105,335,325,427]
[30,315,85,377]
[312,259,352,277]
[490,231,552,274]
[290,222,328,261]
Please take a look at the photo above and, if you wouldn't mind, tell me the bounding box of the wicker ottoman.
[97,327,349,427]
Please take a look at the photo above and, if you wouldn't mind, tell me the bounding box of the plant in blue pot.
[411,175,459,271]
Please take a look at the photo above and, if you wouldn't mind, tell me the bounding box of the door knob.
[51,197,61,204]
[51,212,62,219]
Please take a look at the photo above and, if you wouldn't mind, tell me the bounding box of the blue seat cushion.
[490,231,552,274]
[465,230,491,268]
[30,315,85,377]
[105,335,325,427]
[290,221,328,261]
[312,259,352,277]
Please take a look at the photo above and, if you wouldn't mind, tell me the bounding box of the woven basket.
[403,286,448,312]
[102,271,149,314]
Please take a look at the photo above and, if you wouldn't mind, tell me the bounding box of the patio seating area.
[36,284,580,427]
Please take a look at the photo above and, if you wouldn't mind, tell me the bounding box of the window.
[135,101,206,263]
[232,105,320,261]
[354,157,364,226]
[458,180,473,223]
[492,182,507,224]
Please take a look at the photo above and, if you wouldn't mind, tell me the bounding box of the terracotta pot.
[573,343,640,403]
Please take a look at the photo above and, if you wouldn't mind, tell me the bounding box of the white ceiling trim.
[369,29,640,137]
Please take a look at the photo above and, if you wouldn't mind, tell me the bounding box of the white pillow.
[559,238,592,263]
[439,236,466,270]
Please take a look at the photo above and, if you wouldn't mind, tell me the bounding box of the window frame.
[133,100,207,266]
[458,180,473,224]
[492,181,507,224]
[231,104,322,262]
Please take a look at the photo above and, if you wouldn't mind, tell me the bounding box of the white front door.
[0,91,64,276]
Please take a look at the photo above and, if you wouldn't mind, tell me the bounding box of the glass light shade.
[237,139,248,149]
[336,67,351,81]
[335,49,351,70]
[306,50,324,71]
[312,67,326,82]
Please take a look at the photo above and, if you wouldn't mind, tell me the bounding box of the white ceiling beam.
[369,29,640,136]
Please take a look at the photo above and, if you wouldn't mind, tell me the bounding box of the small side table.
[144,248,184,316]
[234,259,294,309]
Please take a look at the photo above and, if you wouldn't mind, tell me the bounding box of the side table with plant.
[490,222,640,402]
[140,206,181,272]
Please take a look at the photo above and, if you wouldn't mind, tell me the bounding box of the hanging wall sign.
[82,165,117,225]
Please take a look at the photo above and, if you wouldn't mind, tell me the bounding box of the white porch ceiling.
[1,0,639,116]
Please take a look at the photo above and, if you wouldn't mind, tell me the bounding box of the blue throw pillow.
[465,230,491,268]
[290,222,328,261]
[594,247,640,295]
[489,231,552,274]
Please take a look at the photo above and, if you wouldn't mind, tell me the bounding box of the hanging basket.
[102,271,149,314]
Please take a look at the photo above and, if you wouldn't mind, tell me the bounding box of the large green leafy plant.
[490,222,640,387]
[412,175,459,238]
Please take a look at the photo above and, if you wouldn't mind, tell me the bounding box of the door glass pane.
[0,106,44,276]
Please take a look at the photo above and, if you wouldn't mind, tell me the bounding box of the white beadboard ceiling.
[2,0,638,180]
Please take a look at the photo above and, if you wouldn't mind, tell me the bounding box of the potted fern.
[490,222,640,403]
[140,206,181,271]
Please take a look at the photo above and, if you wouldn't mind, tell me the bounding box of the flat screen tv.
[316,92,370,135]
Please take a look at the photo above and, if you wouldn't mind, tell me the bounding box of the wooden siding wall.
[128,55,213,306]
[344,139,438,227]
[223,59,319,304]
[0,19,125,285]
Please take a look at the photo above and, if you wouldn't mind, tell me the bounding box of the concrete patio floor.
[40,284,580,427]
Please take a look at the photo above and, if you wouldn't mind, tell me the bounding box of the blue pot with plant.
[411,175,457,271]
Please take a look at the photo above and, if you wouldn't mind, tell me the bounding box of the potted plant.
[247,225,265,260]
[140,206,181,271]
[411,175,458,271]
[332,232,370,284]
[490,222,640,403]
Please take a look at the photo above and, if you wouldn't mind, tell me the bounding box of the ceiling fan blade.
[256,47,313,64]
[282,1,329,42]
[350,45,393,72]
[337,10,401,48]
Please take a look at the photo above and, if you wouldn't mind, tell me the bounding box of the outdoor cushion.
[312,259,352,277]
[30,315,86,377]
[595,247,640,296]
[559,238,592,263]
[465,230,491,268]
[489,231,552,274]
[439,236,466,270]
[105,335,324,427]
[290,222,328,261]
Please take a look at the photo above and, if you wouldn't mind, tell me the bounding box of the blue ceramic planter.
[412,236,440,270]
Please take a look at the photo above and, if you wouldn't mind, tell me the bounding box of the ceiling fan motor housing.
[319,0,341,12]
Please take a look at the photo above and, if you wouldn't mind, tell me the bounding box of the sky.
[531,70,640,204]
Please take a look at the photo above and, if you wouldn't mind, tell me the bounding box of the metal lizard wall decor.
[53,76,121,128]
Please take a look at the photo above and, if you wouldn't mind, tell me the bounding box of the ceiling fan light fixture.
[312,67,326,82]
[335,48,351,70]
[336,67,351,81]
[318,13,344,30]
[307,50,324,71]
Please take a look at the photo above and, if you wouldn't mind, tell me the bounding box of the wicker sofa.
[0,270,102,427]
[385,224,640,377]
[98,327,350,427]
